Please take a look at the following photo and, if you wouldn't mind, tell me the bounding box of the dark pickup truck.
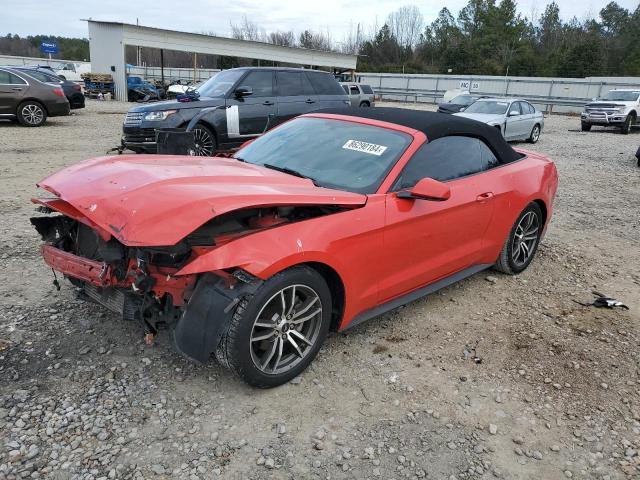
[122,67,350,155]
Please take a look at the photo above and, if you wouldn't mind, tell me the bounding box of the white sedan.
[454,98,544,143]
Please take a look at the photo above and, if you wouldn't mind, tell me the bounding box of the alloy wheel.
[192,127,215,156]
[249,285,323,375]
[22,104,44,125]
[531,125,540,142]
[511,211,539,267]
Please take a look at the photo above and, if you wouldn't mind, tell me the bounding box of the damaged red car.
[31,108,558,387]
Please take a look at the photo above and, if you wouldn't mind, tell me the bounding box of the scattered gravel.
[0,100,638,479]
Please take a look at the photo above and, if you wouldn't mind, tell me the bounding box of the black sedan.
[11,66,85,109]
[437,94,485,114]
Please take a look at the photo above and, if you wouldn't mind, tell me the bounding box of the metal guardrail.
[374,87,593,112]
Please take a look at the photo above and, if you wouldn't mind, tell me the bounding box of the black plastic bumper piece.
[173,272,262,364]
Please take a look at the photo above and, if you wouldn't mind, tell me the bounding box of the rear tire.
[621,114,634,135]
[526,124,541,143]
[494,202,543,275]
[17,101,47,127]
[216,266,332,388]
[581,122,591,132]
[359,101,370,107]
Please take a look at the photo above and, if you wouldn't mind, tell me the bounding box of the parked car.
[128,75,164,102]
[581,89,640,134]
[0,66,70,126]
[340,82,375,107]
[54,62,91,82]
[454,98,544,143]
[9,66,85,109]
[122,67,350,155]
[437,93,485,114]
[32,108,558,387]
[166,80,203,99]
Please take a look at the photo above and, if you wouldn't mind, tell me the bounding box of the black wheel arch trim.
[173,272,263,364]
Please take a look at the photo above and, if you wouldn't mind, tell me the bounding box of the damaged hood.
[36,155,367,246]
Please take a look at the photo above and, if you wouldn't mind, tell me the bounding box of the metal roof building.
[86,20,358,101]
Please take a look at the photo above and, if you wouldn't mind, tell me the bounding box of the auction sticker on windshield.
[342,139,388,156]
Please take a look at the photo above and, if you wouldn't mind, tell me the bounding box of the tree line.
[2,0,639,77]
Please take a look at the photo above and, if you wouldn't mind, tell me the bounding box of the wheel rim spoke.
[251,330,276,342]
[272,337,284,372]
[287,335,304,358]
[290,308,321,325]
[261,338,279,370]
[289,329,313,346]
[292,297,318,320]
[511,211,539,267]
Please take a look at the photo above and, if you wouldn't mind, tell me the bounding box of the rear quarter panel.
[477,149,557,264]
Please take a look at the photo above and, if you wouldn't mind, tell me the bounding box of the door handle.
[12,87,22,91]
[305,99,315,104]
[476,192,494,201]
[262,101,274,106]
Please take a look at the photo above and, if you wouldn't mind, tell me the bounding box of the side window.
[306,71,345,95]
[526,102,536,114]
[276,71,314,96]
[341,84,349,94]
[509,102,522,115]
[0,71,26,84]
[349,86,360,95]
[238,71,273,97]
[360,84,374,94]
[393,136,495,189]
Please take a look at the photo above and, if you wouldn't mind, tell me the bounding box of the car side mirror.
[397,177,451,201]
[459,107,466,111]
[234,86,253,97]
[508,110,520,117]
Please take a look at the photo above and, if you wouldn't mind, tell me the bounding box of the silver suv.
[340,82,375,107]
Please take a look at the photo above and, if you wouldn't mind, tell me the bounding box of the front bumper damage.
[37,237,262,365]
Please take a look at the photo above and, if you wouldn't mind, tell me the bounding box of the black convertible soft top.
[315,107,524,164]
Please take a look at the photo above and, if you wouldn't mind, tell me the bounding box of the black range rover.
[122,67,350,155]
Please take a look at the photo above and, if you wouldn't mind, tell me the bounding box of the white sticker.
[342,139,388,156]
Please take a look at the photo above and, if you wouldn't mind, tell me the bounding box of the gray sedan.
[454,98,544,143]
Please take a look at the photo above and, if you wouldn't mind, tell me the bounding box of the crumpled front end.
[30,197,351,362]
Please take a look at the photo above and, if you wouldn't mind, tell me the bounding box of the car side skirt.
[341,264,492,331]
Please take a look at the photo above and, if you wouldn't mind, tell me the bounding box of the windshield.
[451,95,475,105]
[601,90,640,102]
[464,100,509,114]
[196,70,244,97]
[235,117,412,194]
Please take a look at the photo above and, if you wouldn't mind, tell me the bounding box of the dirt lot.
[0,100,639,480]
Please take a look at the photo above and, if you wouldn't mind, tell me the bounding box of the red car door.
[378,136,498,303]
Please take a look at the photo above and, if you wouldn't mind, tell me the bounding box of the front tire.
[527,124,541,143]
[191,124,216,156]
[621,114,635,135]
[359,101,370,107]
[581,122,592,132]
[494,203,543,275]
[216,266,332,388]
[17,101,47,127]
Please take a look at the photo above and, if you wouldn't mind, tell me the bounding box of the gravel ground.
[0,100,639,480]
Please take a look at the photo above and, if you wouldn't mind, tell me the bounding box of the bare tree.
[230,15,266,42]
[386,5,424,49]
[268,31,296,47]
[340,22,363,54]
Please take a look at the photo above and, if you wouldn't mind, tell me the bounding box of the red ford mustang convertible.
[32,108,558,387]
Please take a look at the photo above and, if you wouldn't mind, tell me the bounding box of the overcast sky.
[2,0,639,39]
